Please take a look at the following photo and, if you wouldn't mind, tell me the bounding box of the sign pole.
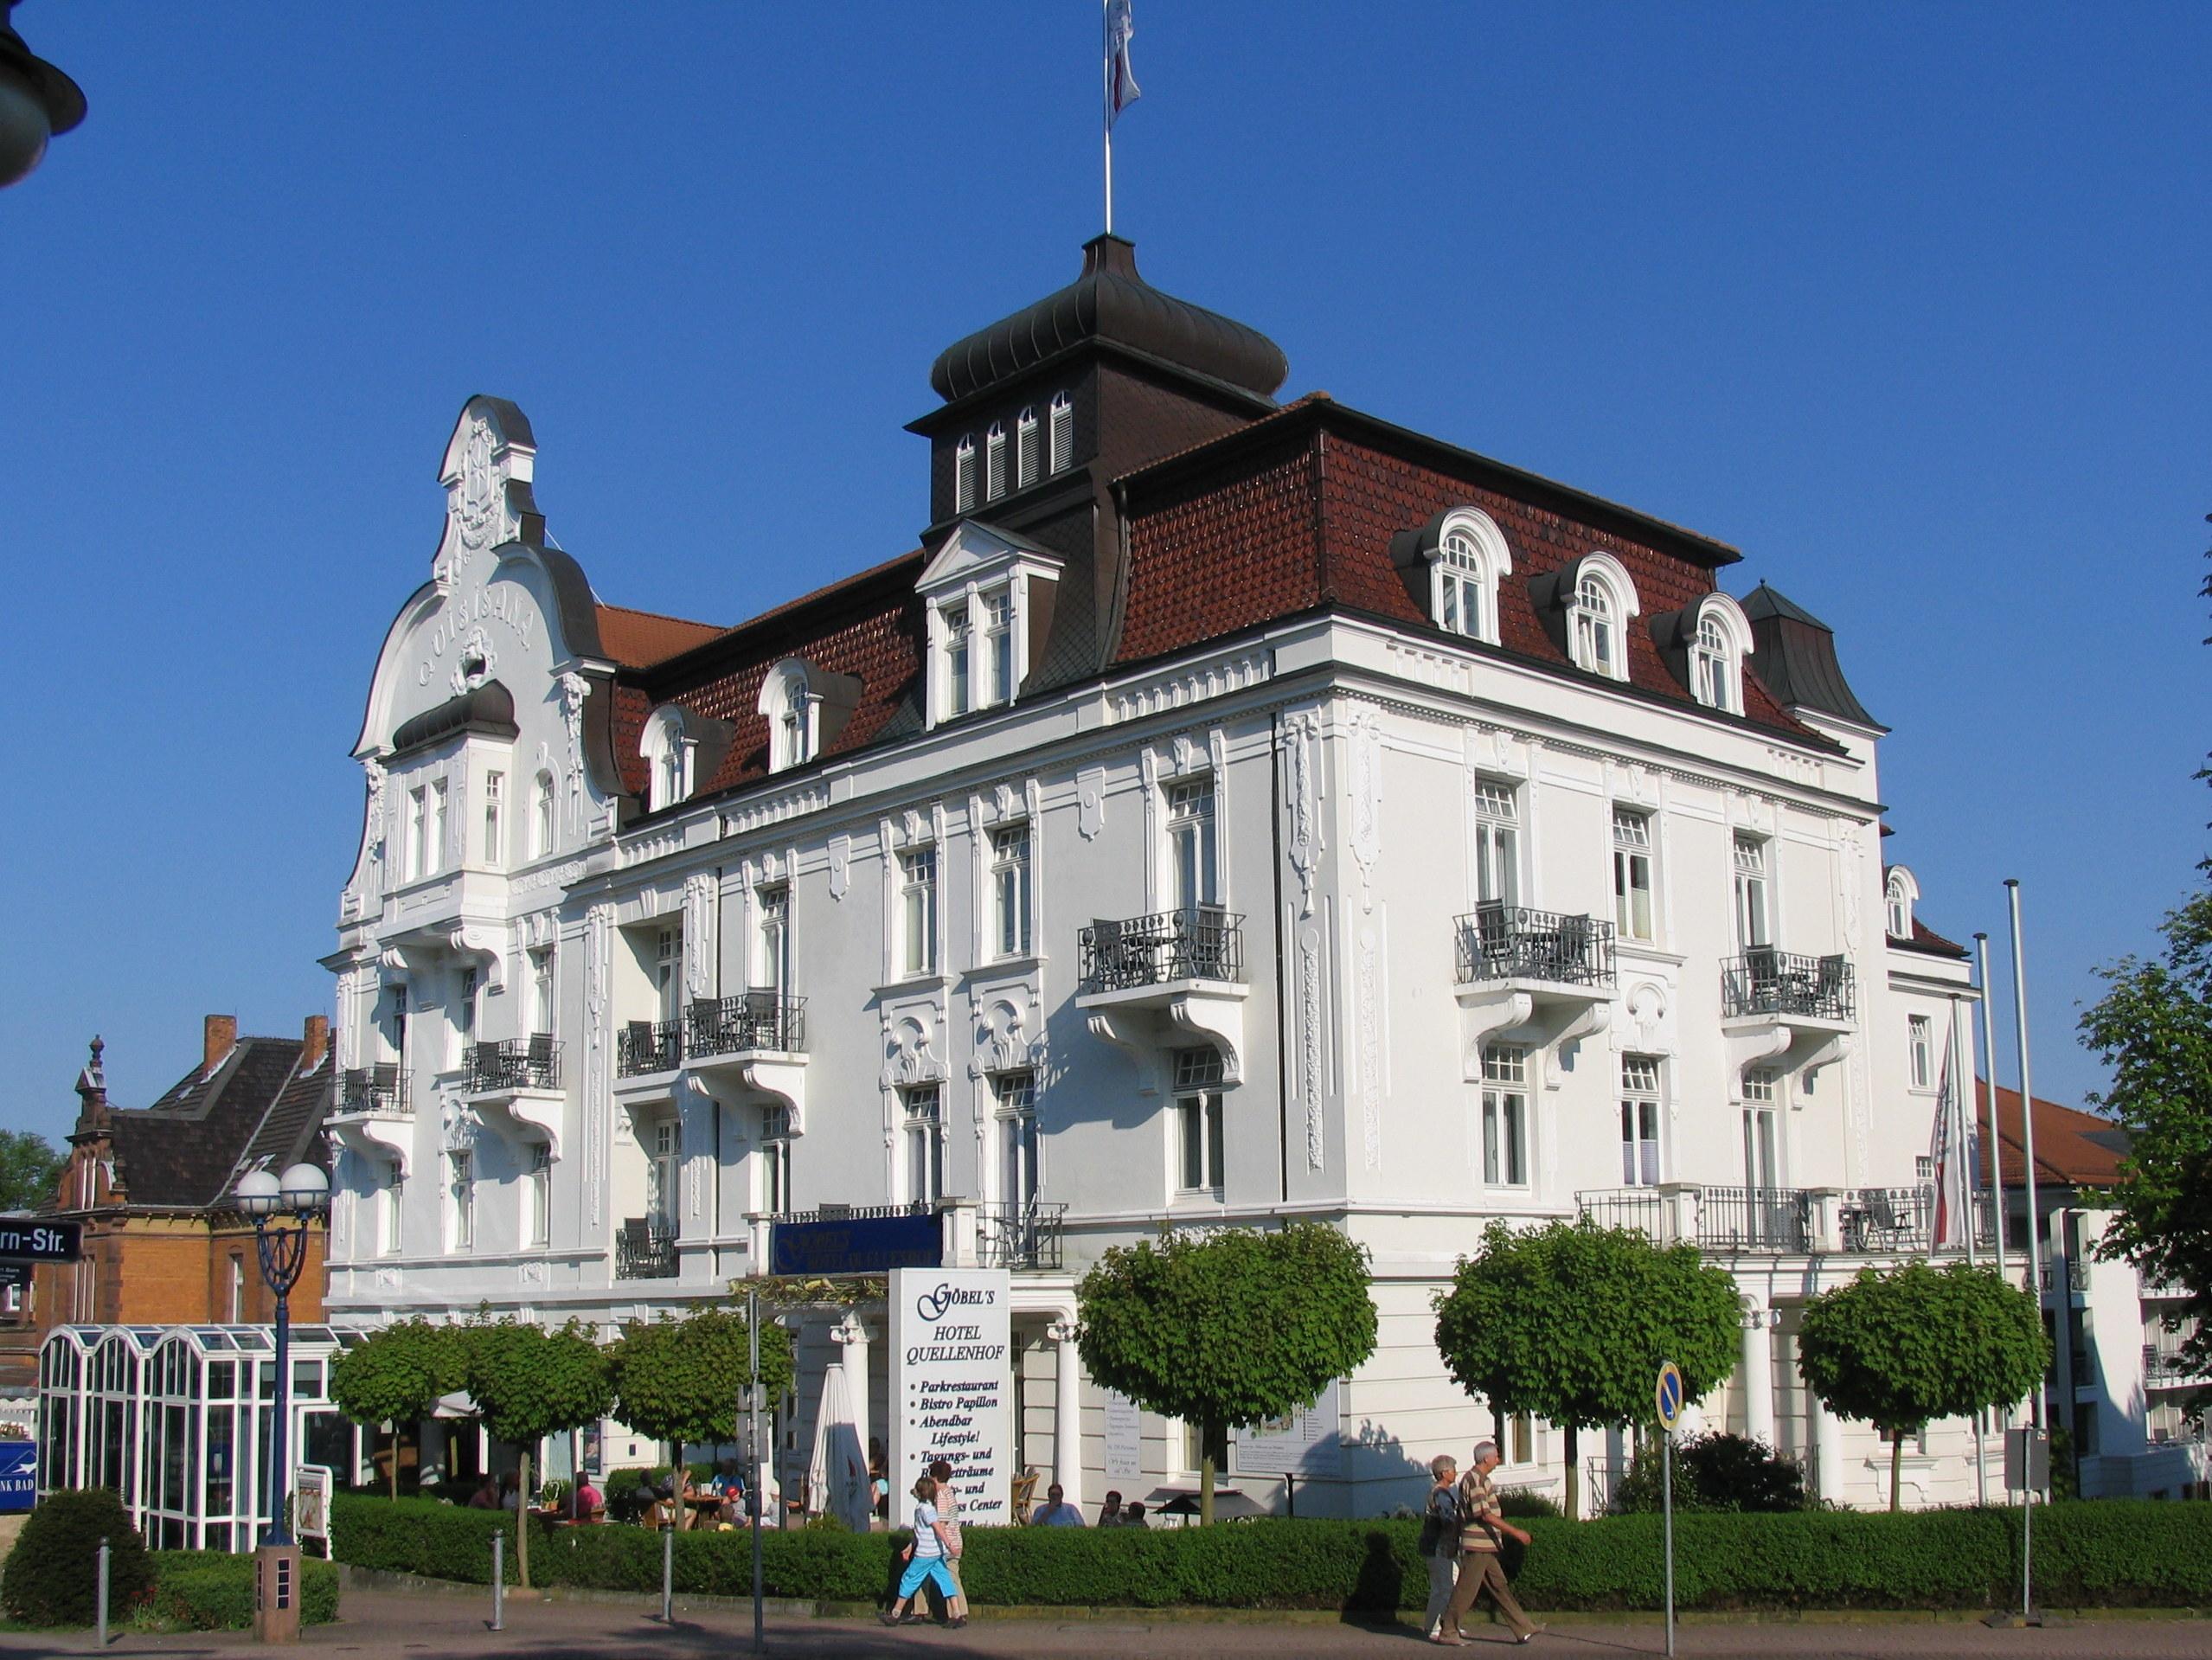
[1654,1361,1683,1659]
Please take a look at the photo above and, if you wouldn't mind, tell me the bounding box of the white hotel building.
[324,236,2013,1515]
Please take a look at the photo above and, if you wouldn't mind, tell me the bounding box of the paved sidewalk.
[5,1587,2206,1660]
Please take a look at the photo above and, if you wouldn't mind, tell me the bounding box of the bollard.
[95,1537,110,1650]
[490,1530,504,1631]
[660,1522,675,1625]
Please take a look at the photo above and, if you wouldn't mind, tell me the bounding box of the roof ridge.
[597,599,721,628]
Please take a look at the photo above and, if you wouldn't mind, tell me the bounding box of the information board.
[888,1267,1013,1527]
[1233,1380,1343,1478]
[0,1443,32,1513]
[1103,1391,1142,1481]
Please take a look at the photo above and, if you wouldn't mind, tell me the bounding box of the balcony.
[467,1036,561,1093]
[2144,1347,2197,1386]
[1453,906,1615,1086]
[337,1064,409,1118]
[976,1202,1067,1271]
[1722,947,1856,1090]
[2039,1259,2092,1294]
[615,1218,678,1280]
[1576,1182,2014,1259]
[1701,1185,1812,1253]
[681,994,810,1132]
[616,1019,683,1078]
[1077,909,1249,1093]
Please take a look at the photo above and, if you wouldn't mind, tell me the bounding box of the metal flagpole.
[1101,0,1113,234]
[1951,998,1989,1505]
[2004,881,2043,1622]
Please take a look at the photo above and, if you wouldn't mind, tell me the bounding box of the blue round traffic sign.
[1655,1362,1685,1431]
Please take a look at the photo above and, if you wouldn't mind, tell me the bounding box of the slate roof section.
[229,1057,336,1193]
[1976,1081,2131,1189]
[390,680,519,758]
[1741,582,1880,730]
[113,1036,305,1209]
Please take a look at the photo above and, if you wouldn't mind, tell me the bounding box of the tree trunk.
[1888,1431,1903,1513]
[1564,1423,1580,1520]
[388,1426,399,1501]
[516,1445,532,1588]
[1200,1434,1216,1528]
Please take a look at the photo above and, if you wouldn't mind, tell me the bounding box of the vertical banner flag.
[1928,1029,1965,1251]
[1106,0,1141,125]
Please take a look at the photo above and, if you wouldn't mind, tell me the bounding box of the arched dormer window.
[1048,393,1074,473]
[1566,553,1639,681]
[757,657,862,773]
[641,706,696,812]
[1684,592,1754,714]
[1886,866,1919,941]
[1016,407,1039,489]
[1428,508,1513,644]
[984,423,1007,501]
[954,437,978,514]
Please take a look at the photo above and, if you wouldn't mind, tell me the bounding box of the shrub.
[149,1553,339,1630]
[1497,1487,1563,1519]
[2,1488,154,1626]
[1613,1432,1810,1514]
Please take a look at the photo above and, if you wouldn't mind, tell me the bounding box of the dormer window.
[1427,509,1512,644]
[1049,393,1073,473]
[955,438,978,514]
[1016,407,1039,489]
[641,706,696,812]
[1563,553,1639,682]
[985,423,1006,501]
[759,657,862,775]
[918,522,1064,728]
[1683,593,1754,715]
[1886,867,1919,941]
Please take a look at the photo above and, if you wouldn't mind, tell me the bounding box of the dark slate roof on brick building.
[112,1037,305,1209]
[228,1059,336,1195]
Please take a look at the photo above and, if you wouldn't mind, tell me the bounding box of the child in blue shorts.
[880,1474,964,1628]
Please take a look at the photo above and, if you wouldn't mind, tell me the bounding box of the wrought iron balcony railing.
[1700,1185,1812,1253]
[1722,948,1855,1021]
[1574,1187,1670,1241]
[1453,905,1616,989]
[977,1201,1067,1271]
[338,1063,409,1117]
[616,1019,683,1077]
[774,1201,934,1226]
[686,993,806,1059]
[615,1218,678,1279]
[1079,907,1244,993]
[2039,1259,2093,1293]
[2144,1347,2196,1384]
[466,1035,561,1093]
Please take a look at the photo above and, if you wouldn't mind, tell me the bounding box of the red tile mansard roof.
[594,603,723,669]
[1975,1081,2131,1190]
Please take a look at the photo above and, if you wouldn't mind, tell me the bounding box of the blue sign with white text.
[771,1213,940,1277]
[0,1443,35,1512]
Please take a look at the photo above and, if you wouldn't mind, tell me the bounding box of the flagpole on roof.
[1101,0,1112,234]
[2004,881,2046,1445]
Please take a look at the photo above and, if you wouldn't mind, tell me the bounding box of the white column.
[832,1315,872,1475]
[1807,1387,1843,1503]
[1740,1298,1776,1448]
[1048,1318,1084,1513]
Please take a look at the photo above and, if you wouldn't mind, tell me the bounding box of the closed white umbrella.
[806,1362,872,1531]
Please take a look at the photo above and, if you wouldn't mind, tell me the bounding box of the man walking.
[1434,1440,1541,1646]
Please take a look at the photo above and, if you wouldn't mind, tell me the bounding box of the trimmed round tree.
[329,1317,469,1498]
[607,1306,796,1467]
[1798,1259,2047,1510]
[464,1319,614,1586]
[1,1487,151,1625]
[1433,1219,1741,1520]
[1075,1221,1377,1525]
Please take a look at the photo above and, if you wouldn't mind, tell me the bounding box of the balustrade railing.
[686,993,806,1059]
[1079,907,1244,992]
[338,1063,409,1117]
[977,1202,1067,1271]
[1453,905,1616,989]
[1721,948,1855,1021]
[615,1218,678,1279]
[616,1019,683,1077]
[1574,1188,1670,1242]
[466,1036,561,1093]
[1700,1185,1812,1253]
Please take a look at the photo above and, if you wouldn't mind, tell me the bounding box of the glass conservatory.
[36,1324,368,1553]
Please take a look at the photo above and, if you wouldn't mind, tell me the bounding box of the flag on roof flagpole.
[1928,1027,1966,1253]
[1103,0,1140,234]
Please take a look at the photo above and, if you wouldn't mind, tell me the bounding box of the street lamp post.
[0,1,87,187]
[235,1163,330,1645]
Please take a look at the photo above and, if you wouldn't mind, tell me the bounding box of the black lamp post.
[0,1,87,187]
[234,1163,330,1550]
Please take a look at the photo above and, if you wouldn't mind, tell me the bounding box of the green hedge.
[330,1494,2212,1612]
[150,1553,340,1630]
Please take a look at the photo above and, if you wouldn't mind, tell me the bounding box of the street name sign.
[0,1221,80,1262]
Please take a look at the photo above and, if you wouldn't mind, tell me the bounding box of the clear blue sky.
[5,4,2208,1148]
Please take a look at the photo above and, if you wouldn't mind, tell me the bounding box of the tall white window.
[647,1119,679,1234]
[1016,407,1039,488]
[756,884,791,994]
[1480,1043,1529,1187]
[942,605,971,716]
[1690,617,1737,712]
[426,779,447,875]
[1472,780,1519,910]
[903,1085,943,1205]
[1172,1048,1225,1195]
[407,786,427,880]
[1572,576,1619,678]
[1886,868,1916,940]
[954,437,977,513]
[453,966,478,1062]
[983,590,1014,706]
[760,1107,792,1215]
[985,422,1006,500]
[1048,393,1074,473]
[994,1070,1039,1210]
[482,771,503,864]
[532,771,555,858]
[526,1144,551,1247]
[1732,836,1771,951]
[1436,529,1489,641]
[1620,1054,1662,1186]
[991,824,1031,958]
[1907,1015,1933,1089]
[900,848,939,977]
[1168,780,1220,912]
[381,1165,404,1257]
[529,946,555,1037]
[228,1255,245,1323]
[1743,1095,1779,1190]
[1612,808,1654,941]
[655,925,683,1022]
[446,1149,475,1251]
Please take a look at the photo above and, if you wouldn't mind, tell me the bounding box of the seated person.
[465,1475,499,1511]
[1098,1490,1124,1526]
[1122,1500,1150,1529]
[1030,1482,1085,1526]
[570,1474,604,1522]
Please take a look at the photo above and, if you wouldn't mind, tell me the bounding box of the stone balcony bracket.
[1078,980,1249,1096]
[1456,984,1613,1091]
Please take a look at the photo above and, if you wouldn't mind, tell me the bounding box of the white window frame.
[641,707,696,812]
[954,436,977,513]
[1171,1048,1226,1195]
[1743,1096,1780,1189]
[452,965,479,1065]
[1886,866,1919,941]
[756,882,792,994]
[531,771,555,859]
[529,945,555,1039]
[1471,779,1520,910]
[899,847,939,978]
[993,1070,1039,1211]
[1480,1043,1530,1188]
[381,1164,404,1257]
[482,770,503,865]
[916,525,1063,728]
[1612,806,1654,942]
[1684,593,1754,715]
[228,1254,245,1323]
[984,422,1006,501]
[1566,553,1639,682]
[407,785,427,880]
[983,589,1014,707]
[1620,1054,1663,1186]
[647,1118,679,1235]
[1167,779,1221,913]
[446,1148,475,1252]
[1048,392,1074,473]
[902,1085,943,1205]
[426,779,448,875]
[760,661,817,772]
[526,1144,551,1248]
[654,924,683,1022]
[1732,835,1771,952]
[942,603,971,716]
[1907,1015,1934,1091]
[990,823,1032,960]
[1427,508,1512,645]
[1016,407,1039,489]
[760,1107,792,1215]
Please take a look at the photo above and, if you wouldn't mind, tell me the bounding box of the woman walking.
[927,1458,970,1626]
[1420,1452,1462,1642]
[879,1474,964,1629]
